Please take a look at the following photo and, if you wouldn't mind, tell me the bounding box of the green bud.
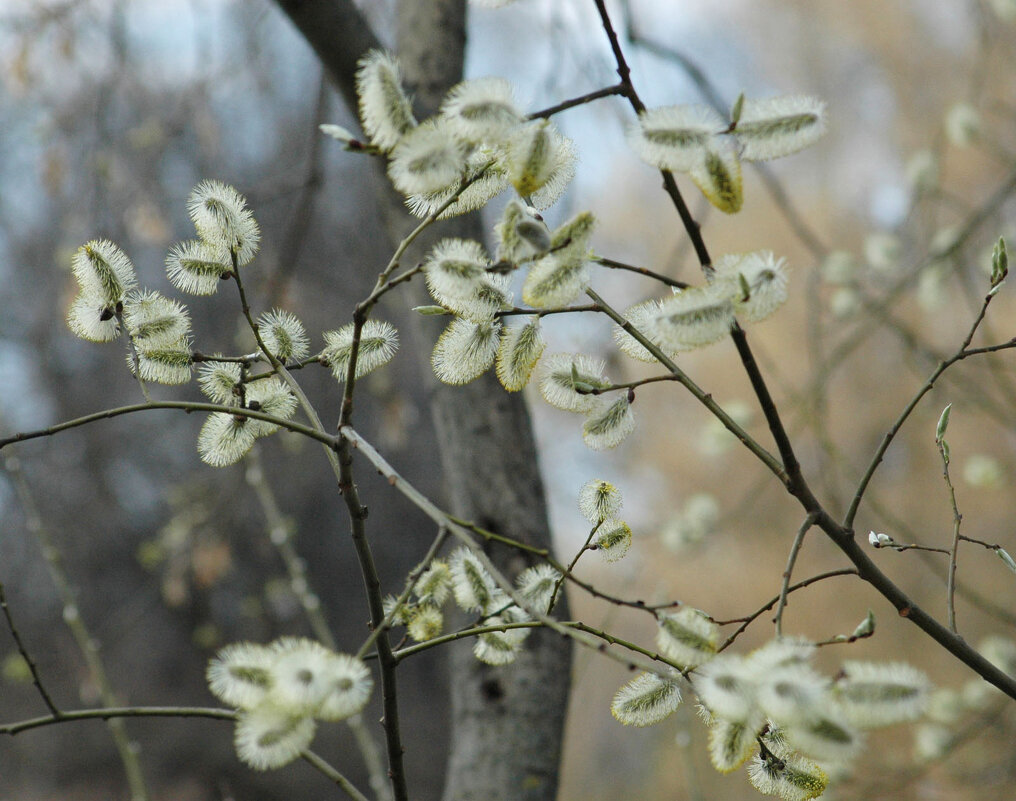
[852,609,876,639]
[730,92,745,126]
[936,403,952,442]
[991,237,1008,287]
[997,548,1016,576]
[413,305,450,315]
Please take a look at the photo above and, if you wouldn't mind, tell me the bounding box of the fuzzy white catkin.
[187,180,260,266]
[628,104,725,172]
[356,50,416,151]
[611,671,683,727]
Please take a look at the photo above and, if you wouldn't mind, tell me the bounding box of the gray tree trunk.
[274,2,573,799]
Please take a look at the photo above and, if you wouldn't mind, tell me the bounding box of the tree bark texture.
[274,2,573,799]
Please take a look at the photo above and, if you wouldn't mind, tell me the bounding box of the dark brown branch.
[0,582,60,716]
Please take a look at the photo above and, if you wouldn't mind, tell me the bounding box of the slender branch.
[773,514,818,636]
[936,438,965,633]
[0,581,60,715]
[546,521,603,614]
[0,706,236,736]
[300,748,373,801]
[0,401,337,452]
[586,287,788,483]
[496,303,601,317]
[0,704,367,801]
[592,255,690,289]
[447,512,680,614]
[394,619,681,673]
[844,289,1006,530]
[336,436,409,801]
[356,527,450,660]
[3,450,150,801]
[339,428,682,677]
[716,569,858,652]
[527,82,627,119]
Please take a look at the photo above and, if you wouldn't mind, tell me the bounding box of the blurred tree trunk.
[274,2,573,800]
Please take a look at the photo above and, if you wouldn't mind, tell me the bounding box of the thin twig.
[774,513,818,636]
[936,437,964,633]
[0,401,337,452]
[844,288,1007,530]
[0,581,60,715]
[356,527,450,660]
[592,255,690,289]
[546,521,603,614]
[3,454,150,800]
[716,569,858,652]
[586,287,788,483]
[527,82,627,119]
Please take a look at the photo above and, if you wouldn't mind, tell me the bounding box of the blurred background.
[2,0,1016,799]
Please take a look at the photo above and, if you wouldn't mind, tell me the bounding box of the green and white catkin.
[506,120,576,208]
[496,199,551,262]
[833,661,930,727]
[539,353,610,413]
[414,560,452,607]
[130,339,193,385]
[582,396,635,450]
[715,251,790,322]
[207,642,275,710]
[495,319,545,391]
[71,239,137,307]
[522,211,595,307]
[440,76,522,144]
[611,671,683,726]
[593,519,633,562]
[424,238,489,307]
[314,653,374,722]
[578,479,623,524]
[653,284,735,349]
[243,377,298,437]
[208,638,373,771]
[628,104,725,172]
[119,290,194,384]
[406,150,510,219]
[407,606,444,643]
[187,180,260,266]
[257,309,310,362]
[388,119,467,197]
[656,607,719,669]
[165,240,231,295]
[612,298,679,363]
[234,705,316,771]
[734,96,827,162]
[123,290,190,346]
[356,50,416,151]
[690,139,743,214]
[629,95,825,212]
[693,654,760,724]
[67,240,137,342]
[431,317,501,384]
[515,564,561,611]
[747,742,828,801]
[473,606,530,666]
[449,547,497,613]
[708,717,759,772]
[198,361,242,404]
[197,412,257,467]
[321,320,399,383]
